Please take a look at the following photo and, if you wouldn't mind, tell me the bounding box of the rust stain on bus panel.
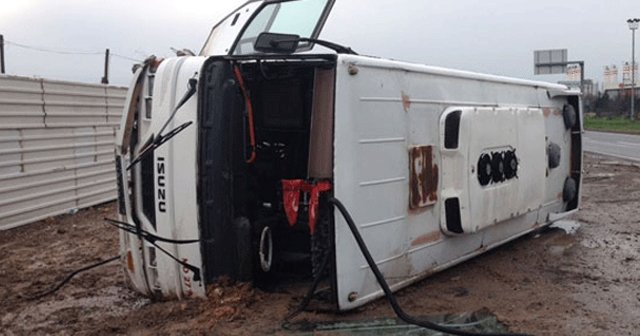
[542,107,562,118]
[401,91,411,112]
[409,146,438,209]
[411,231,443,247]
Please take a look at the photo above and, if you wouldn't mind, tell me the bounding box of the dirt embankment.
[1,153,639,335]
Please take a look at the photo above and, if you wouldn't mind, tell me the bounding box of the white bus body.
[114,0,582,311]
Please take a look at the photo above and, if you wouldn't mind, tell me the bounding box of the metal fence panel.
[0,74,126,230]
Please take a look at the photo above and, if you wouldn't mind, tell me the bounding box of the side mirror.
[254,32,300,54]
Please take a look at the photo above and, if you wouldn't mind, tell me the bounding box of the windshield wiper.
[127,77,197,170]
[294,37,358,55]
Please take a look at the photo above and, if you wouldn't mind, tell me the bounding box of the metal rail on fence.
[0,74,127,230]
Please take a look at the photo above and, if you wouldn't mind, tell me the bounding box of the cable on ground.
[25,255,120,300]
[327,197,532,336]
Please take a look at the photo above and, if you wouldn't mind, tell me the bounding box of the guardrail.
[0,75,127,230]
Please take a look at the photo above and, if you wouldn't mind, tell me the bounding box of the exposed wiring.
[25,256,120,300]
[104,218,205,282]
[146,237,202,282]
[257,59,275,81]
[233,64,257,164]
[327,197,532,336]
[104,218,205,245]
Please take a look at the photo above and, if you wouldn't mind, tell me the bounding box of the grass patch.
[584,116,640,134]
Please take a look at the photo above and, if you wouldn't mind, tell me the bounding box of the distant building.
[603,65,619,91]
[602,62,639,99]
[566,64,582,82]
[622,62,639,87]
[558,65,596,96]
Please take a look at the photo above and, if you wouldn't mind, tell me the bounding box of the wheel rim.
[259,226,273,272]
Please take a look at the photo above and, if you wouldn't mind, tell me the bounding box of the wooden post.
[101,48,110,84]
[0,34,5,74]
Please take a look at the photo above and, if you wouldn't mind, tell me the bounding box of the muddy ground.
[1,153,639,336]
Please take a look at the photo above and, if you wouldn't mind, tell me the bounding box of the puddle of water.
[292,310,510,335]
[550,220,581,235]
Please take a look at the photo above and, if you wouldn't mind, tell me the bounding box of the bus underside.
[197,56,339,304]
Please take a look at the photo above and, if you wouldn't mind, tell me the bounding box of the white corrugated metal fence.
[0,75,127,230]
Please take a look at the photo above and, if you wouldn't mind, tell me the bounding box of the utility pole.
[101,48,110,84]
[628,18,639,120]
[633,31,636,121]
[0,34,5,74]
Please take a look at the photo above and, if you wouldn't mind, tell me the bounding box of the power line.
[5,39,103,55]
[4,39,142,62]
[111,53,142,62]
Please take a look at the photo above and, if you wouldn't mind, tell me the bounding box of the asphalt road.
[583,131,640,162]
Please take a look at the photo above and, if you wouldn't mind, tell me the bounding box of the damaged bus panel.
[114,0,582,311]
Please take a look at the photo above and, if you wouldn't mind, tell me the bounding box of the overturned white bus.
[114,0,582,314]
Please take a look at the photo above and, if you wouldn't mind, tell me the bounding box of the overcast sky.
[1,0,639,87]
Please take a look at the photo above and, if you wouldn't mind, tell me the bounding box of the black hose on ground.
[25,255,120,300]
[328,197,532,336]
[284,251,331,323]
